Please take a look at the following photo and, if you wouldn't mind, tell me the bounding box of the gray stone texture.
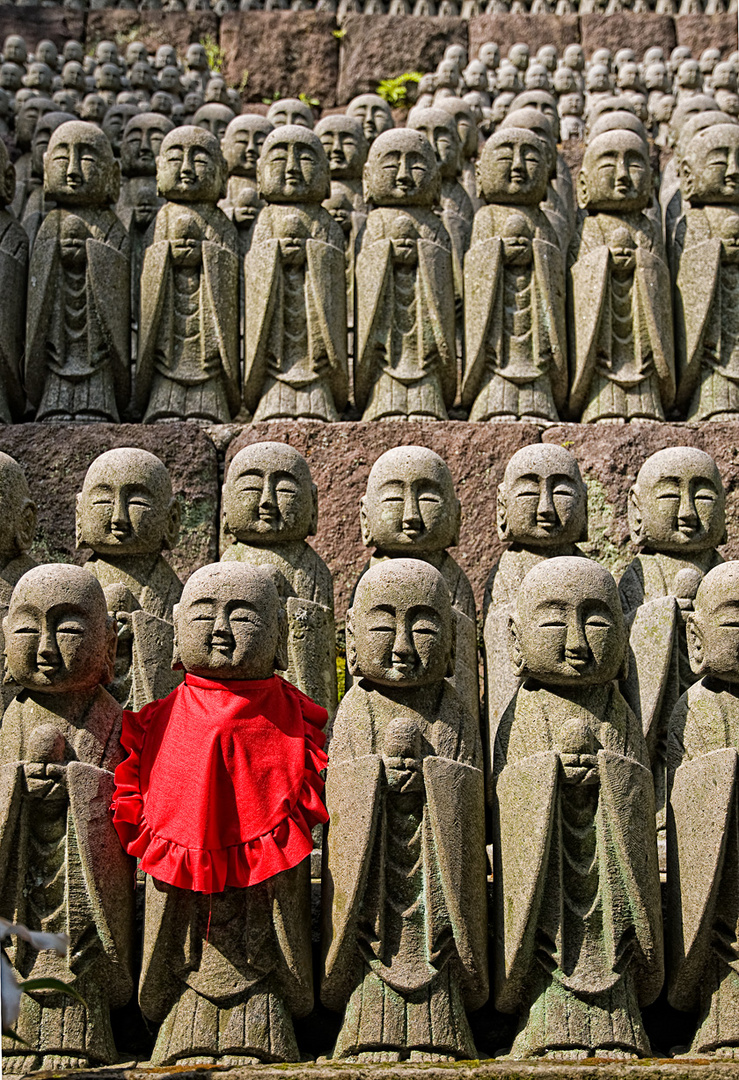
[86,12,219,62]
[469,14,580,60]
[580,13,677,57]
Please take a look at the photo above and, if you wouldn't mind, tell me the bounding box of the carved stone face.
[128,176,160,229]
[3,35,26,66]
[222,115,273,178]
[463,61,487,92]
[479,43,500,70]
[32,111,76,178]
[688,563,739,682]
[126,42,148,67]
[61,60,85,93]
[174,564,283,680]
[193,103,235,142]
[5,565,112,694]
[586,65,611,94]
[95,41,118,67]
[349,559,454,687]
[102,104,138,153]
[129,61,153,91]
[186,44,208,71]
[324,189,353,234]
[498,445,587,548]
[579,130,651,213]
[257,125,329,204]
[45,120,118,207]
[0,452,35,560]
[363,128,439,208]
[24,62,53,94]
[64,40,84,64]
[346,93,394,144]
[508,43,530,71]
[408,107,461,180]
[361,447,459,556]
[77,448,179,557]
[15,97,53,149]
[158,66,181,94]
[537,45,557,72]
[154,44,177,70]
[266,97,314,129]
[231,185,262,229]
[511,558,626,687]
[223,443,316,545]
[435,60,460,91]
[37,41,58,68]
[121,113,174,176]
[509,92,559,141]
[437,101,476,159]
[630,447,726,554]
[525,64,550,91]
[315,115,367,180]
[682,124,739,205]
[564,44,584,71]
[0,63,22,92]
[478,127,549,206]
[158,125,225,203]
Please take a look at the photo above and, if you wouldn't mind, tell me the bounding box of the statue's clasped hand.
[559,753,599,785]
[383,755,424,793]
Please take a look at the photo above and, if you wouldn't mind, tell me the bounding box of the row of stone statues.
[2,436,738,1068]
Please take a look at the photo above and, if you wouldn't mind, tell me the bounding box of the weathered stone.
[580,13,677,58]
[674,13,739,60]
[469,14,579,60]
[219,12,339,109]
[0,139,27,424]
[0,8,83,53]
[86,12,219,63]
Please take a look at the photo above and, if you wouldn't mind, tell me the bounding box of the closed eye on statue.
[12,626,39,635]
[585,616,613,629]
[539,619,567,628]
[56,623,86,635]
[515,487,540,499]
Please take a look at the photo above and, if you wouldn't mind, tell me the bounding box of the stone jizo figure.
[345,93,393,144]
[0,565,133,1074]
[267,98,314,129]
[668,561,739,1057]
[569,129,674,422]
[494,557,663,1058]
[674,124,739,421]
[322,559,488,1061]
[220,113,273,213]
[221,442,337,716]
[619,447,726,866]
[483,444,588,766]
[136,126,240,423]
[193,103,236,143]
[244,126,348,422]
[76,448,183,710]
[462,127,566,423]
[0,139,27,423]
[26,121,130,423]
[111,563,328,1066]
[355,129,455,421]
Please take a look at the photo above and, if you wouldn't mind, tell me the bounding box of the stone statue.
[221,442,337,716]
[76,448,183,710]
[111,563,328,1066]
[462,127,566,423]
[355,446,478,719]
[483,444,589,772]
[437,97,482,212]
[0,565,133,1073]
[0,140,27,423]
[619,446,726,867]
[494,557,663,1058]
[569,129,674,422]
[345,93,394,144]
[136,126,240,423]
[355,129,455,421]
[25,121,130,423]
[267,98,314,128]
[322,558,488,1061]
[193,103,236,143]
[16,111,76,249]
[219,113,273,226]
[668,561,739,1056]
[244,126,348,422]
[674,124,739,420]
[117,112,174,221]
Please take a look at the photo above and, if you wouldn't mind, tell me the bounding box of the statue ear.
[102,615,118,686]
[680,159,695,202]
[359,496,373,548]
[686,612,706,675]
[309,482,318,537]
[577,168,589,210]
[345,610,359,675]
[446,612,457,678]
[496,484,509,542]
[163,496,181,550]
[627,486,644,545]
[171,604,183,670]
[75,492,86,550]
[15,499,37,555]
[274,604,289,671]
[507,613,526,677]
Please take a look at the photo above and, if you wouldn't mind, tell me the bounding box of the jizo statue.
[0,565,133,1073]
[266,98,314,129]
[322,559,488,1061]
[136,126,240,423]
[668,561,739,1056]
[76,448,183,710]
[619,447,726,866]
[462,127,566,423]
[25,120,131,423]
[219,114,273,218]
[494,557,663,1058]
[0,139,27,422]
[221,442,337,716]
[355,130,456,421]
[569,130,675,422]
[345,93,394,144]
[244,126,348,422]
[674,124,739,420]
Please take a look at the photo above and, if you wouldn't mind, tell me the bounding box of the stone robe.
[0,211,27,422]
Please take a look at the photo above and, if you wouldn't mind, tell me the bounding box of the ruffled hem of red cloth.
[112,678,329,894]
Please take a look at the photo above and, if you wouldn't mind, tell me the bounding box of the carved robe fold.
[0,212,28,422]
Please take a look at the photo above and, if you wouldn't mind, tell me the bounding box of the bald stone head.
[120,112,175,178]
[579,129,651,212]
[193,102,236,143]
[436,97,478,159]
[222,114,273,179]
[44,120,119,207]
[257,125,329,204]
[346,93,394,144]
[688,561,739,681]
[408,106,461,179]
[315,114,368,180]
[510,89,559,140]
[223,442,317,545]
[681,123,739,204]
[266,97,314,129]
[477,126,550,205]
[629,447,726,556]
[363,128,440,208]
[498,444,587,548]
[157,125,226,203]
[0,452,36,562]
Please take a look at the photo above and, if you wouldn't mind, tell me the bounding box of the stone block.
[336,14,467,105]
[469,13,579,60]
[0,7,84,50]
[0,422,218,581]
[580,13,676,58]
[220,11,339,108]
[674,13,738,58]
[85,11,219,60]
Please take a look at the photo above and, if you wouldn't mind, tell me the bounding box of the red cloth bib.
[111,673,328,893]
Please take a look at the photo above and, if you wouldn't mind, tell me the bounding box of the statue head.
[508,42,530,71]
[221,113,273,178]
[361,446,460,556]
[173,562,288,679]
[477,126,550,206]
[257,125,329,204]
[687,562,739,682]
[479,42,500,70]
[668,94,717,147]
[204,76,229,105]
[63,40,83,64]
[126,41,149,68]
[37,41,59,68]
[435,59,460,91]
[31,110,76,179]
[222,442,317,546]
[185,43,208,72]
[585,64,612,94]
[681,123,739,205]
[95,40,119,67]
[121,112,175,177]
[127,176,161,230]
[129,60,154,92]
[563,43,584,71]
[553,66,576,95]
[44,120,119,207]
[436,97,478,159]
[0,452,36,562]
[524,64,551,92]
[536,44,558,72]
[96,62,121,93]
[23,62,53,95]
[154,44,177,70]
[347,558,455,688]
[363,128,440,208]
[462,60,488,92]
[509,557,626,687]
[324,188,354,235]
[158,125,226,203]
[193,101,235,142]
[676,58,701,92]
[78,94,107,126]
[314,114,368,180]
[3,34,27,66]
[629,447,726,554]
[15,96,54,152]
[345,93,394,144]
[444,43,467,69]
[231,184,263,230]
[76,448,180,558]
[509,89,559,141]
[102,103,139,155]
[578,129,651,213]
[5,565,117,696]
[0,62,22,93]
[497,444,588,548]
[407,106,461,180]
[711,62,736,93]
[266,97,314,129]
[157,65,181,95]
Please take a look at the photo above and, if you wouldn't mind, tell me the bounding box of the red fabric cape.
[111,672,328,893]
